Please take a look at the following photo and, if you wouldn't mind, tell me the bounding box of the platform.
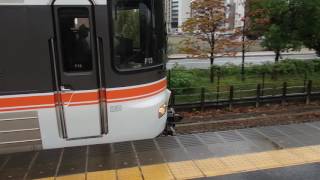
[1,121,320,180]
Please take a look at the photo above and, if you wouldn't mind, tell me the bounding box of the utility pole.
[241,16,246,81]
[241,0,247,82]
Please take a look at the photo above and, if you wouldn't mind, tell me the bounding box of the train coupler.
[163,108,183,136]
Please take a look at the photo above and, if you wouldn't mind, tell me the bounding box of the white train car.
[0,0,170,153]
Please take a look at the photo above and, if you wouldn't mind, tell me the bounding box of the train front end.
[102,0,171,142]
[0,0,170,152]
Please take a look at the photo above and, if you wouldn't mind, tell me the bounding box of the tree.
[181,0,239,65]
[262,24,292,62]
[290,0,320,56]
[248,0,301,62]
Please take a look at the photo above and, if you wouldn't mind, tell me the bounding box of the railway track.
[173,92,320,111]
[175,104,320,134]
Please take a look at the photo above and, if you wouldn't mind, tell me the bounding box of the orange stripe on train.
[0,79,167,111]
[0,95,55,108]
[106,79,167,100]
[61,91,100,103]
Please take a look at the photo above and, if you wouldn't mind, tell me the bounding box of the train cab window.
[113,0,163,71]
[58,8,93,72]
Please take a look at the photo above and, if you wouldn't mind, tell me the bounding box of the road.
[167,53,319,69]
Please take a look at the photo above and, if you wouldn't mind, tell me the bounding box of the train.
[0,0,173,153]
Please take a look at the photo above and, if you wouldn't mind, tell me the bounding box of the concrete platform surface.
[1,121,320,179]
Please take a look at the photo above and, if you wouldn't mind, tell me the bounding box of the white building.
[165,0,191,33]
[171,0,179,32]
[165,0,172,33]
[235,0,246,28]
[226,0,245,29]
[177,0,191,32]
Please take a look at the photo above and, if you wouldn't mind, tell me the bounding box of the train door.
[51,0,107,139]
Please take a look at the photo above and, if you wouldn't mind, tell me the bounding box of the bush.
[289,60,313,74]
[171,71,193,89]
[245,59,319,76]
[247,63,273,75]
[190,68,210,78]
[313,59,320,72]
[169,59,320,91]
[220,64,241,75]
[170,70,196,95]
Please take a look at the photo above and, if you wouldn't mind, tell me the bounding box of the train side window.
[58,8,93,72]
[113,0,163,71]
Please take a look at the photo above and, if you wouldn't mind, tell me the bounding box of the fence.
[170,80,320,110]
[167,68,320,110]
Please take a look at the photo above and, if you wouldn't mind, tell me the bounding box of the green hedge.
[169,59,320,90]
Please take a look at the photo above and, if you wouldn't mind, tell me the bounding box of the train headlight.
[158,104,167,118]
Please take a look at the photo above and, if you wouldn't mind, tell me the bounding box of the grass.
[168,59,320,104]
[172,74,320,104]
[170,70,320,89]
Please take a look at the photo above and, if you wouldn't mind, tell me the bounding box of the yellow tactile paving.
[245,151,282,170]
[269,149,306,166]
[141,164,174,180]
[288,147,320,163]
[310,145,320,153]
[21,145,320,180]
[168,160,204,180]
[117,167,143,180]
[33,178,54,180]
[56,174,85,180]
[86,170,116,180]
[220,155,257,173]
[195,158,233,177]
